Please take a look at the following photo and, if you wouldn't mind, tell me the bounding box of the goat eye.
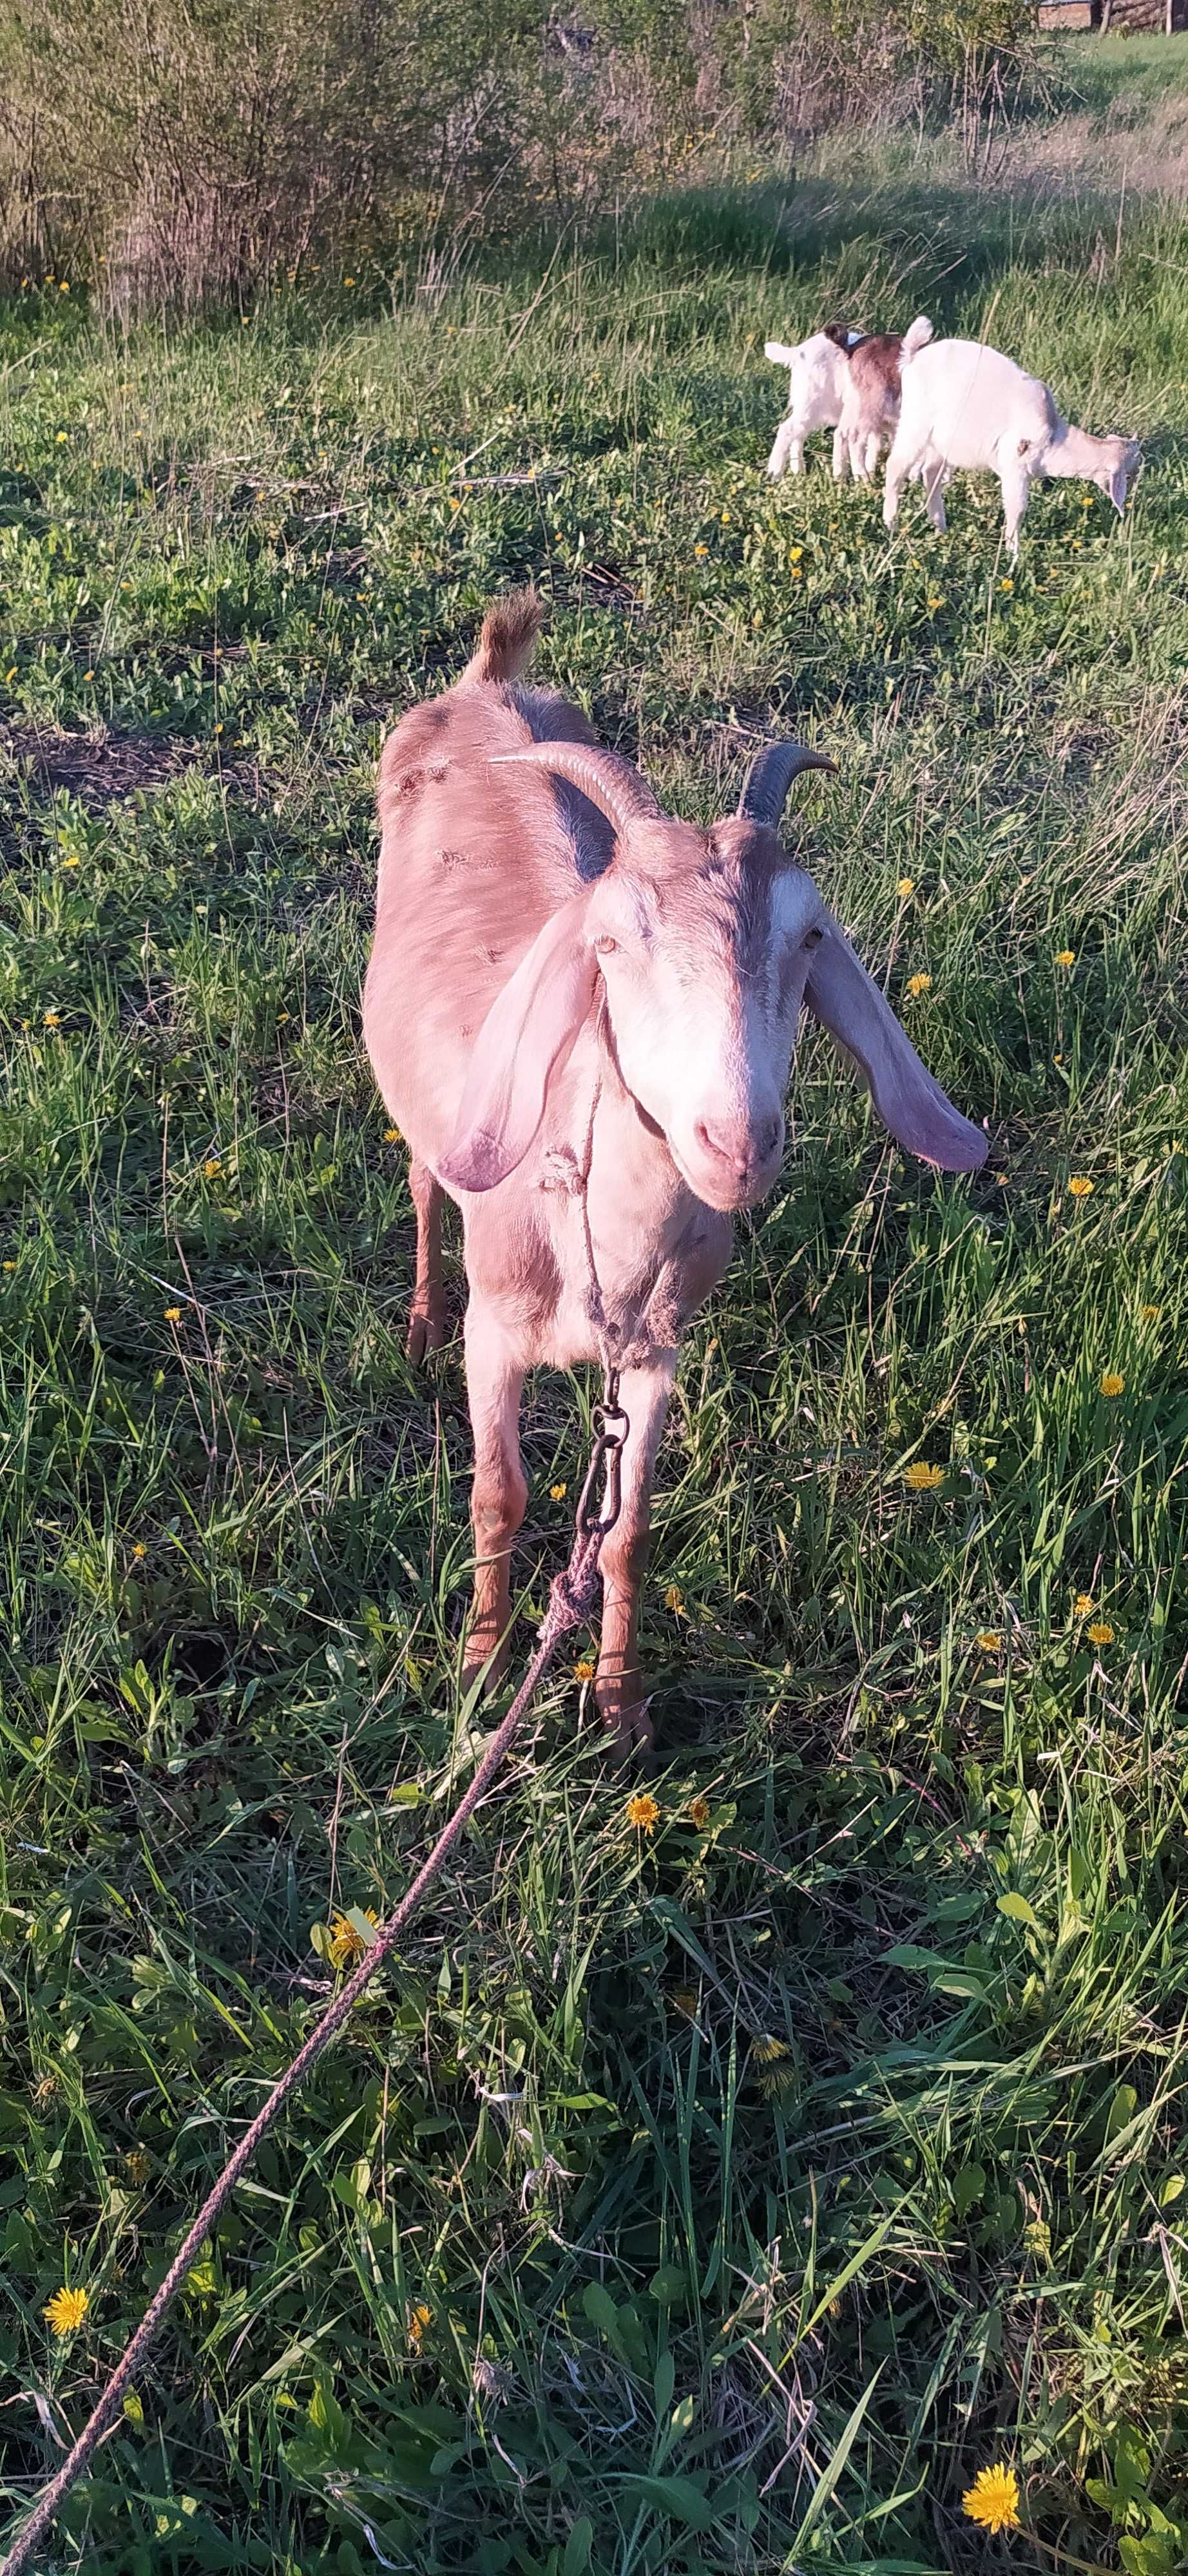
[595,934,618,957]
[803,927,824,951]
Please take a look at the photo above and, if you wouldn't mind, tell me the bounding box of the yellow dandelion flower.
[1087,1620,1114,1647]
[687,1795,711,1829]
[3,1260,15,1271]
[1080,495,1094,508]
[789,545,803,562]
[55,431,68,443]
[694,542,708,557]
[573,1658,595,1681]
[999,576,1014,593]
[61,853,80,869]
[625,1792,660,1835]
[1068,1175,1093,1198]
[720,508,731,523]
[131,1540,146,1559]
[344,276,356,288]
[975,1630,1001,1652]
[896,877,914,898]
[44,2285,90,2335]
[59,280,70,293]
[751,2034,787,2063]
[962,2463,1021,2535]
[672,1988,699,2016]
[202,1158,222,1180]
[1100,1372,1124,1398]
[164,1305,182,1323]
[906,972,932,997]
[43,1010,61,1027]
[790,565,802,580]
[904,1461,943,1491]
[664,1586,684,1615]
[550,1481,568,1501]
[1055,949,1075,967]
[329,1908,379,1969]
[384,1124,401,1142]
[83,667,94,681]
[1073,1592,1093,1617]
[926,594,944,609]
[408,2302,432,2347]
[1141,1303,1160,1320]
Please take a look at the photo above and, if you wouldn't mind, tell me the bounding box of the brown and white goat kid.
[364,593,986,1748]
[827,315,934,482]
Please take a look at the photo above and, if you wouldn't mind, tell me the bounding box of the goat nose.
[694,1113,780,1176]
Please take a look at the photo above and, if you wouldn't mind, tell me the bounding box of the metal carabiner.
[575,1365,630,1539]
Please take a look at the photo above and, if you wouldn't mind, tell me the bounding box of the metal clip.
[575,1364,629,1538]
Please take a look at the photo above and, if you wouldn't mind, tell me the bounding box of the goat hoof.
[406,1309,446,1363]
[595,1682,654,1758]
[462,1650,509,1701]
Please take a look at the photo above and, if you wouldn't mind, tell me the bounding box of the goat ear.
[439,893,596,1193]
[1106,458,1131,512]
[805,918,986,1173]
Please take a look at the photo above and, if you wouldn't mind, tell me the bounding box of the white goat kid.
[765,330,856,478]
[364,593,987,1749]
[883,336,1141,558]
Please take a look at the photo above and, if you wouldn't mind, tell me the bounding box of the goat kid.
[883,336,1141,557]
[827,314,933,482]
[364,593,987,1748]
[765,328,859,478]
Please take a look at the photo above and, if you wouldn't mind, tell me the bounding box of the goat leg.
[461,1306,526,1693]
[594,1352,676,1755]
[406,1158,447,1360]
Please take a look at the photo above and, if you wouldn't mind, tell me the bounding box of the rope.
[1,1519,612,2576]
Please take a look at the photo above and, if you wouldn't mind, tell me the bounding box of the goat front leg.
[830,423,848,480]
[998,459,1031,560]
[406,1157,446,1360]
[593,1352,676,1755]
[883,430,920,530]
[767,417,802,478]
[461,1304,526,1694]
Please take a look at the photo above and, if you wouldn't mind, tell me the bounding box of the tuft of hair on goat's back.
[463,587,544,687]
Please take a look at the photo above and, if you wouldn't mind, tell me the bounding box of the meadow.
[2,66,1188,2576]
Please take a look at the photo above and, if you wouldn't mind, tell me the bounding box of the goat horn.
[489,744,661,842]
[738,742,836,827]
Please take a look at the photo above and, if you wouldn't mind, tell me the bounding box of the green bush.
[0,0,1040,309]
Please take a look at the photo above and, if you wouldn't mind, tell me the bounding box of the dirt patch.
[0,722,265,812]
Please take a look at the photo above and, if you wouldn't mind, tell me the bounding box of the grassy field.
[2,82,1188,2576]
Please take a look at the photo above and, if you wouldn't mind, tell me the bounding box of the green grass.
[2,144,1188,2576]
[1055,30,1188,126]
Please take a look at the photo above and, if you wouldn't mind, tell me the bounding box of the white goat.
[765,329,857,478]
[883,336,1142,557]
[364,592,986,1748]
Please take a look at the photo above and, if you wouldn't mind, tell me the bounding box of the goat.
[765,328,858,478]
[363,592,987,1749]
[827,315,933,482]
[883,336,1142,558]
